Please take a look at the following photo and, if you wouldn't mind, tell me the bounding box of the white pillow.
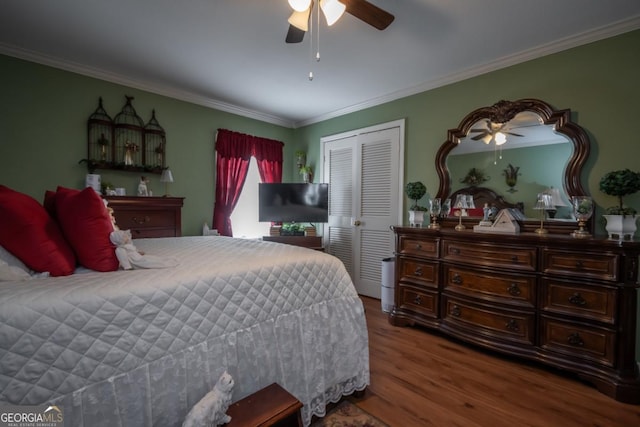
[0,260,31,281]
[0,245,30,272]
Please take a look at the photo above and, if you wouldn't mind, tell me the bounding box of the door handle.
[354,220,362,226]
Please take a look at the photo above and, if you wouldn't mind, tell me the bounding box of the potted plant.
[598,168,640,240]
[405,181,427,227]
[299,165,313,183]
[295,150,307,169]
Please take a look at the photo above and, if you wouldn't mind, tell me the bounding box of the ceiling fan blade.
[342,0,395,30]
[286,24,306,43]
[471,133,488,141]
[506,132,524,137]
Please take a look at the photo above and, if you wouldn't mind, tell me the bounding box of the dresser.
[105,196,184,238]
[390,226,640,403]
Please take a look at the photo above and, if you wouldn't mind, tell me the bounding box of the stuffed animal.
[182,371,234,427]
[109,230,178,270]
[137,176,149,196]
[110,229,143,270]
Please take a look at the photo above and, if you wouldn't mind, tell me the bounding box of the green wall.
[293,30,640,224]
[1,30,639,358]
[0,55,294,236]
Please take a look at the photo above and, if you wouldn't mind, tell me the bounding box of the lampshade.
[320,0,346,26]
[288,0,311,12]
[288,8,311,31]
[454,194,468,209]
[466,194,475,209]
[545,187,568,207]
[160,168,174,183]
[534,193,553,210]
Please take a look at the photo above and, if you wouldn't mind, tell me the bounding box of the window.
[230,157,271,239]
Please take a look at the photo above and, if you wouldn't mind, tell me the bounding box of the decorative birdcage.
[87,97,113,164]
[144,109,166,172]
[113,96,144,169]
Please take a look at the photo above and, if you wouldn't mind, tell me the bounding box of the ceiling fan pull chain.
[309,5,315,81]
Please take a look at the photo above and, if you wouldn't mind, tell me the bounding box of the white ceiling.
[1,1,639,128]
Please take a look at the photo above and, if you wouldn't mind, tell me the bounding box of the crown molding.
[293,15,640,128]
[1,15,638,130]
[0,43,295,128]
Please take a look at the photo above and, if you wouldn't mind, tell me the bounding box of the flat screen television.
[258,183,329,223]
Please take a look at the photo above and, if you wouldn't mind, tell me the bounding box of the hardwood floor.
[351,296,640,427]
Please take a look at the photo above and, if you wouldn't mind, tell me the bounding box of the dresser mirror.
[434,99,592,234]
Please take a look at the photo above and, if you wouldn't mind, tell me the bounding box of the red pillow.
[55,187,118,272]
[0,185,76,276]
[43,190,57,219]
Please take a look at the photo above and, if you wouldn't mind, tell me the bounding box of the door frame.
[318,119,406,226]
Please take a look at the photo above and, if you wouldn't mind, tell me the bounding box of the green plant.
[299,165,313,175]
[405,181,427,210]
[78,158,99,174]
[599,169,640,215]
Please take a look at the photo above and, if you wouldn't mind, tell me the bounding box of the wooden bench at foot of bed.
[225,383,303,427]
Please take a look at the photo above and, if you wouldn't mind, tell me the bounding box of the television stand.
[263,235,323,251]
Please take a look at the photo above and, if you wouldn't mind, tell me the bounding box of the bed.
[0,236,370,427]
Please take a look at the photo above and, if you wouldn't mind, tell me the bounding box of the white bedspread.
[0,236,369,426]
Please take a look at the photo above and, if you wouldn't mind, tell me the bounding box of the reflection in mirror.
[448,110,572,219]
[435,99,592,234]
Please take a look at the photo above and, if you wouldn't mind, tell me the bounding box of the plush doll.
[182,371,234,427]
[137,176,149,196]
[109,229,178,270]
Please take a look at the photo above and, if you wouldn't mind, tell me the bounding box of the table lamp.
[160,168,174,196]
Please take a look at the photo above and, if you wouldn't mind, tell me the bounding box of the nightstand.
[105,196,184,238]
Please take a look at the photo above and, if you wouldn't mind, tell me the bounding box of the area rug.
[311,400,389,427]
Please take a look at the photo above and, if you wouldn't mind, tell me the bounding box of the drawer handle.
[414,266,423,276]
[413,295,422,305]
[567,332,584,347]
[416,243,422,250]
[511,255,519,263]
[451,248,460,255]
[452,273,462,285]
[575,260,584,269]
[132,215,151,225]
[451,305,461,317]
[507,283,521,296]
[568,292,586,306]
[505,319,520,332]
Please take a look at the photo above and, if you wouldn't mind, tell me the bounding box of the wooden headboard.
[449,186,524,214]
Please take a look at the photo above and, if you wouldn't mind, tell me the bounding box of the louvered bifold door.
[325,136,357,280]
[324,128,400,297]
[355,128,400,297]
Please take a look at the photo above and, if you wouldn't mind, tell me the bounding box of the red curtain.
[212,129,283,236]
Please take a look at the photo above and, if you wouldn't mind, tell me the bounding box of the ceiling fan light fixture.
[495,132,507,145]
[288,0,312,12]
[320,0,346,26]
[288,8,311,31]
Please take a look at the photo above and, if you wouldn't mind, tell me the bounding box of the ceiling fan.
[469,120,524,145]
[285,0,395,44]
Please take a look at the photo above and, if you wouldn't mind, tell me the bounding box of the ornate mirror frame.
[434,98,592,234]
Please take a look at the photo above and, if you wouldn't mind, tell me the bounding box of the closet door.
[323,123,402,298]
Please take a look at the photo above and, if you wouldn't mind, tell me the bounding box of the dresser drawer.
[398,257,438,288]
[442,240,536,271]
[442,296,535,346]
[116,210,176,231]
[539,316,616,367]
[540,279,617,325]
[542,249,619,282]
[397,285,438,319]
[398,235,439,258]
[106,196,184,239]
[443,265,536,308]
